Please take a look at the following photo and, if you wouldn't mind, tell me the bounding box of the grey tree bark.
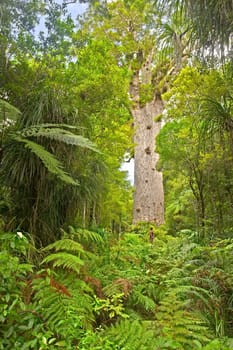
[130,51,164,225]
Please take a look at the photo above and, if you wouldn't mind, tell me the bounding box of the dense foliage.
[1,227,233,349]
[1,0,233,348]
[157,63,233,238]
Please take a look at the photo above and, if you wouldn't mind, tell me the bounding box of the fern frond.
[13,135,78,185]
[103,319,155,349]
[69,227,104,245]
[20,126,99,152]
[0,99,20,121]
[103,278,132,298]
[155,291,211,348]
[33,275,94,343]
[42,238,94,262]
[131,289,156,311]
[43,239,84,254]
[163,282,216,316]
[42,252,84,273]
[22,123,79,130]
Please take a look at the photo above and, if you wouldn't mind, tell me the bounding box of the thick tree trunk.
[130,51,164,225]
[132,99,164,224]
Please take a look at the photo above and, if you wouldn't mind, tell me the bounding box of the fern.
[13,135,78,185]
[68,227,104,245]
[41,237,92,274]
[43,238,85,255]
[130,288,156,312]
[21,123,78,130]
[201,338,233,350]
[32,274,95,346]
[103,319,156,349]
[20,125,99,153]
[42,252,84,273]
[0,99,20,122]
[155,291,212,349]
[103,278,132,298]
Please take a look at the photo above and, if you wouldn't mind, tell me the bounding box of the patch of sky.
[121,156,134,185]
[56,0,87,19]
[35,0,87,36]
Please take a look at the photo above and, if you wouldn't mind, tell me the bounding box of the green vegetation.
[1,0,233,348]
[1,227,233,349]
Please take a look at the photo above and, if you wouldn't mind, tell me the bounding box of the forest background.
[1,0,233,349]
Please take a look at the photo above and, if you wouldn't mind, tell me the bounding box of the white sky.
[121,159,134,184]
[56,0,87,18]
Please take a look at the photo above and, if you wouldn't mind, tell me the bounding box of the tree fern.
[20,125,100,153]
[13,135,78,185]
[0,91,102,244]
[0,99,20,122]
[21,123,79,130]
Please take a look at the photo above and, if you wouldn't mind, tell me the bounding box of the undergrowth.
[1,226,233,349]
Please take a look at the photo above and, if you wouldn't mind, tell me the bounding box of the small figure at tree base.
[149,227,155,244]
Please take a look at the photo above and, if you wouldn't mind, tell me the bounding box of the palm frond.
[13,135,78,186]
[159,0,233,52]
[202,97,232,125]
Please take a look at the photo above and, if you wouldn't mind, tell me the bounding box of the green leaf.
[20,125,100,153]
[42,252,84,273]
[43,238,84,252]
[0,99,21,122]
[13,135,78,186]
